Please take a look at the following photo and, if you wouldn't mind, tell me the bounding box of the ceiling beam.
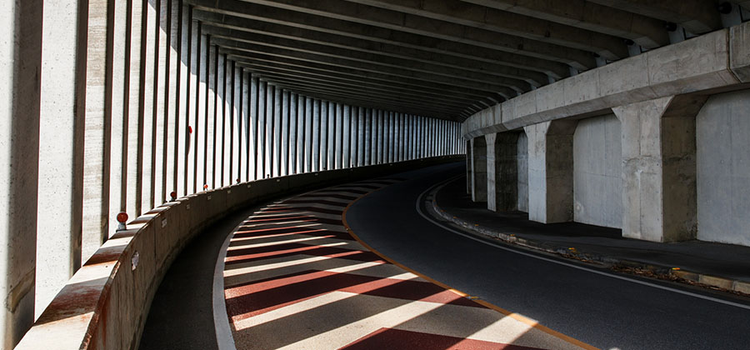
[587,0,722,34]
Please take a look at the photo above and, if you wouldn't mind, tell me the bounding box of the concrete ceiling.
[186,0,733,121]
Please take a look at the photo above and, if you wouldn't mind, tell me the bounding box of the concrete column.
[153,0,169,206]
[164,0,181,200]
[375,110,383,164]
[214,53,225,187]
[327,101,335,170]
[281,90,290,176]
[249,76,259,181]
[364,109,372,166]
[312,99,321,172]
[613,96,705,242]
[36,0,82,321]
[140,0,159,210]
[334,103,343,169]
[176,3,189,197]
[109,0,129,233]
[471,137,488,202]
[224,57,231,185]
[524,120,577,224]
[206,44,216,187]
[264,83,274,178]
[465,139,472,194]
[273,85,282,177]
[342,105,351,168]
[288,93,298,174]
[350,107,358,167]
[486,133,520,212]
[225,56,235,185]
[184,14,198,195]
[194,31,206,191]
[304,96,313,172]
[357,107,365,166]
[394,113,401,162]
[296,95,305,173]
[256,81,266,179]
[319,100,328,171]
[233,63,242,183]
[241,71,249,182]
[1,0,42,345]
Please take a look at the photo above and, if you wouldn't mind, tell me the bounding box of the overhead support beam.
[230,55,499,111]
[218,46,513,100]
[194,12,549,86]
[205,27,533,92]
[227,0,596,69]
[186,0,574,78]
[460,0,670,49]
[237,63,485,110]
[588,0,722,34]
[346,0,630,60]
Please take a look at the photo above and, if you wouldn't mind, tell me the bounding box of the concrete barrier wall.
[15,156,462,350]
[697,90,750,246]
[573,115,623,228]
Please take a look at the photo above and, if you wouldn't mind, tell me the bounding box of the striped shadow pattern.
[221,178,588,350]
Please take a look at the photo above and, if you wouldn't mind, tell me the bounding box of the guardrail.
[15,156,463,350]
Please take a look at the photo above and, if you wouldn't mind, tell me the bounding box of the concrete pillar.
[613,96,705,242]
[376,110,384,164]
[152,0,169,206]
[164,0,181,200]
[327,101,335,170]
[176,4,190,196]
[256,81,266,179]
[241,71,249,182]
[364,109,372,166]
[140,0,158,210]
[36,0,82,321]
[466,139,472,194]
[194,31,206,191]
[1,0,42,345]
[265,84,274,178]
[281,90,290,176]
[110,0,129,233]
[273,84,282,178]
[524,120,577,224]
[312,99,321,172]
[206,44,217,187]
[334,103,342,169]
[319,100,328,171]
[296,95,305,173]
[232,63,242,183]
[225,57,236,185]
[356,108,367,166]
[249,76,259,180]
[304,96,313,172]
[214,53,225,187]
[184,14,198,195]
[486,133,520,212]
[342,105,351,168]
[471,137,488,202]
[288,93,298,174]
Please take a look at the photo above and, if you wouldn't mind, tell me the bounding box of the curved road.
[345,162,750,350]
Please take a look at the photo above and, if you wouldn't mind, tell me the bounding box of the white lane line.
[213,231,238,350]
[415,179,750,311]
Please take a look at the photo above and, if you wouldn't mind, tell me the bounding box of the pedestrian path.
[217,178,590,350]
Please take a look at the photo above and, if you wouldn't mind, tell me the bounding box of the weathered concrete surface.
[524,120,576,224]
[613,95,705,242]
[573,114,622,229]
[697,90,750,246]
[516,132,528,212]
[471,137,487,203]
[486,133,519,212]
[15,156,463,350]
[463,21,749,140]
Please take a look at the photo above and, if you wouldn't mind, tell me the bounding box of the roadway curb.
[426,189,750,297]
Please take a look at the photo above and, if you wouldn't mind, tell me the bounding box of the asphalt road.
[345,162,750,350]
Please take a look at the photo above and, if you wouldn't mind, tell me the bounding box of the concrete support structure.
[613,96,705,242]
[486,133,520,212]
[471,137,488,203]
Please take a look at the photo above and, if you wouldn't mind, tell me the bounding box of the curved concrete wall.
[697,90,750,246]
[14,156,461,350]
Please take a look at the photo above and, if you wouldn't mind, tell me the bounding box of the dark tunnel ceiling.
[185,0,741,122]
